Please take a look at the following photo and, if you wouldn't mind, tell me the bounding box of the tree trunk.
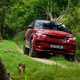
[0,0,7,39]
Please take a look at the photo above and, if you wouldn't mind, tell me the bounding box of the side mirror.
[28,24,33,28]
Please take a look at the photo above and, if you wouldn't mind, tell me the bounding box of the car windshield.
[35,21,71,33]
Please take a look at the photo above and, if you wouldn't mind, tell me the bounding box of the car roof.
[35,20,61,25]
[35,20,50,23]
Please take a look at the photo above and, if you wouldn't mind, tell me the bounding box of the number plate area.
[50,45,63,49]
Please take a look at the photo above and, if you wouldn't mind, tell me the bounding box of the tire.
[43,52,52,58]
[28,38,37,57]
[23,46,29,55]
[23,46,37,57]
[24,36,37,57]
[64,54,75,61]
[29,51,37,57]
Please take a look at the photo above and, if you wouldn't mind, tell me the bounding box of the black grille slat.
[36,40,75,46]
[46,34,69,40]
[44,47,65,51]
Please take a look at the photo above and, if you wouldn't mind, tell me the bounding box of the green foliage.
[75,33,80,57]
[63,6,80,32]
[5,0,38,30]
[5,0,80,30]
[0,0,80,38]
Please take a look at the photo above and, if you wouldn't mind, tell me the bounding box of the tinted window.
[35,21,71,33]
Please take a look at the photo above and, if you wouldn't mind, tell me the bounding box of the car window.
[34,20,71,33]
[43,22,57,30]
[35,22,43,29]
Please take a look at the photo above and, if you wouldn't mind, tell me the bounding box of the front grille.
[44,47,64,51]
[46,34,69,40]
[36,40,75,46]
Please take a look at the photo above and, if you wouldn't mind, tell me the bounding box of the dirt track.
[31,57,68,68]
[17,45,80,70]
[18,47,68,68]
[18,46,80,69]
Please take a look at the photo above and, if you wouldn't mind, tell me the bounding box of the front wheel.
[28,38,37,57]
[29,47,37,57]
[23,46,29,55]
[23,46,37,57]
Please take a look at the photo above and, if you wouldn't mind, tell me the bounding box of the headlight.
[36,32,46,37]
[69,37,76,40]
[36,32,42,35]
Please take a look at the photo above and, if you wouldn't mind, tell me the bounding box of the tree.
[0,0,80,39]
[0,0,37,38]
[5,0,38,30]
[0,0,11,38]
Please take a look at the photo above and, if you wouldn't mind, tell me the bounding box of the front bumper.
[32,38,76,55]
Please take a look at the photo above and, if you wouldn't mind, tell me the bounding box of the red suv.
[24,20,76,61]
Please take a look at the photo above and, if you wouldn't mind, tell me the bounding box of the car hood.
[34,29,73,37]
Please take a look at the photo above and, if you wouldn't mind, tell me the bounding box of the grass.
[0,40,80,80]
[0,40,56,80]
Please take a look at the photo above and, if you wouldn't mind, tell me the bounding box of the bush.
[76,33,80,49]
[75,33,80,57]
